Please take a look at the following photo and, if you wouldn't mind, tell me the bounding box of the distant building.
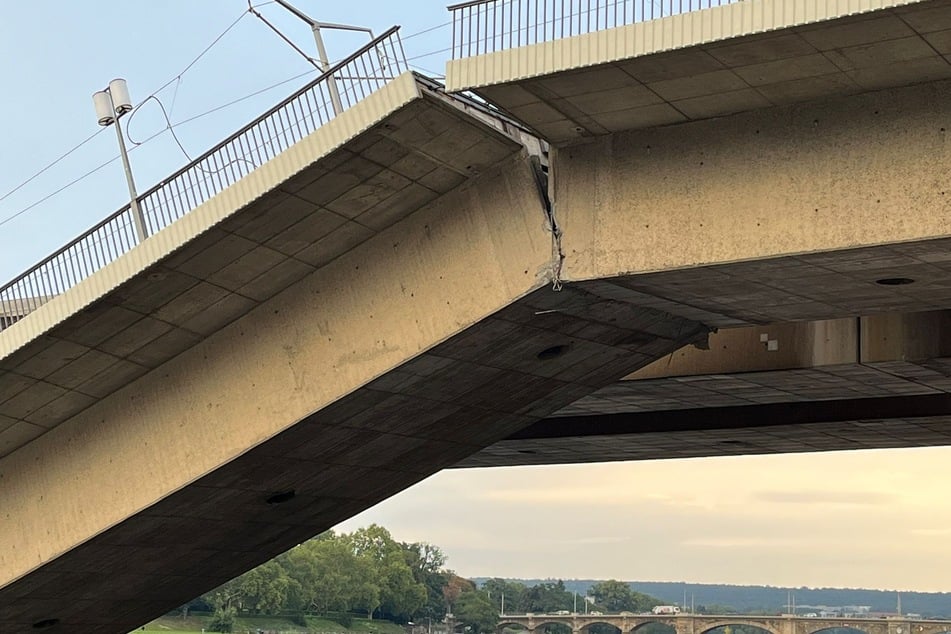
[0,301,26,331]
[1,296,51,331]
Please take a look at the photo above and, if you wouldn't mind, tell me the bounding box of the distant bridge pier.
[675,617,695,634]
[497,614,951,634]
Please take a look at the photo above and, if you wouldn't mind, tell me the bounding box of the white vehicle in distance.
[652,606,682,615]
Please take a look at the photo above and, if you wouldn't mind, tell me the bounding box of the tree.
[205,578,243,613]
[280,534,368,615]
[525,580,573,614]
[591,580,638,613]
[236,561,290,614]
[444,575,475,615]
[346,525,426,620]
[455,589,499,634]
[209,605,236,633]
[482,578,528,615]
[589,581,661,614]
[403,542,450,621]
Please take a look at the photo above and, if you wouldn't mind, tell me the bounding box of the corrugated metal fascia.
[0,72,422,362]
[446,0,927,91]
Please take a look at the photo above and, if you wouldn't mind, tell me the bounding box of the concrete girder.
[0,147,708,631]
[556,77,951,293]
[447,0,951,144]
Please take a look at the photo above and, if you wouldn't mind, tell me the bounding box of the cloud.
[751,490,896,506]
[334,446,951,591]
[538,536,631,546]
[680,536,808,549]
[909,527,951,537]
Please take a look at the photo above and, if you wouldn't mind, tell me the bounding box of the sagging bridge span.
[496,614,951,634]
[12,0,951,629]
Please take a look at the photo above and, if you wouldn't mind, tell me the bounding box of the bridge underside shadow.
[0,76,708,632]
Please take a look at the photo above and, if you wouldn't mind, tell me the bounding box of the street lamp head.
[108,78,133,115]
[93,78,133,126]
[92,90,115,126]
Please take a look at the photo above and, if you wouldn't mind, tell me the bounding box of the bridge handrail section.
[0,27,407,331]
[448,0,741,58]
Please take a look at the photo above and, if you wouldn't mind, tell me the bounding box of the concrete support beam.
[632,311,951,379]
[0,154,553,626]
[555,79,951,283]
[0,146,709,630]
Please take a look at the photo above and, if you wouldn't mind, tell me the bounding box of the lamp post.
[92,78,147,243]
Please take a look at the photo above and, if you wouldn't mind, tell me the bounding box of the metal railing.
[0,27,407,332]
[449,0,739,57]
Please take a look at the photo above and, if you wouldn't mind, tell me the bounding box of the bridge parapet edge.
[498,615,951,634]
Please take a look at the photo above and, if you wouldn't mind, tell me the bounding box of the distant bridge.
[495,614,951,634]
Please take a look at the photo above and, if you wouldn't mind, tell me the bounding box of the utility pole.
[272,0,375,115]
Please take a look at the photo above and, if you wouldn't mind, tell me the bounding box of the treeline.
[183,525,450,631]
[480,578,661,615]
[178,525,668,633]
[508,580,951,618]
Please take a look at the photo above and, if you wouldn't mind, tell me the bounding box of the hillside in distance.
[476,580,951,617]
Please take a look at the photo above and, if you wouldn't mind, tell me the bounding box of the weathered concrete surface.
[464,310,951,467]
[447,0,951,143]
[555,78,951,283]
[0,79,530,461]
[632,318,859,378]
[0,147,708,631]
[0,154,547,628]
[631,310,951,378]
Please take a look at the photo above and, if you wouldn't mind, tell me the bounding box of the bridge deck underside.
[0,85,520,460]
[457,0,951,143]
[0,284,707,632]
[0,77,714,631]
[464,238,951,467]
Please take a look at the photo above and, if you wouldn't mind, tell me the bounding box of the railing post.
[0,28,406,324]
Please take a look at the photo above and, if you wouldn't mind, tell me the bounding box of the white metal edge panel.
[445,0,928,90]
[0,72,422,362]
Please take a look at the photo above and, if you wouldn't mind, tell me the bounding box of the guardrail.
[449,0,739,58]
[0,27,407,332]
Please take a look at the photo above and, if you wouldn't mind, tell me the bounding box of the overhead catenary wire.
[0,5,275,230]
[0,127,166,230]
[0,8,253,207]
[407,46,453,61]
[0,66,318,231]
[0,9,453,230]
[402,20,451,40]
[0,5,253,219]
[248,1,323,70]
[0,128,106,206]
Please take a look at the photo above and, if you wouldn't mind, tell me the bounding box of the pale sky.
[4,1,951,596]
[337,447,951,593]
